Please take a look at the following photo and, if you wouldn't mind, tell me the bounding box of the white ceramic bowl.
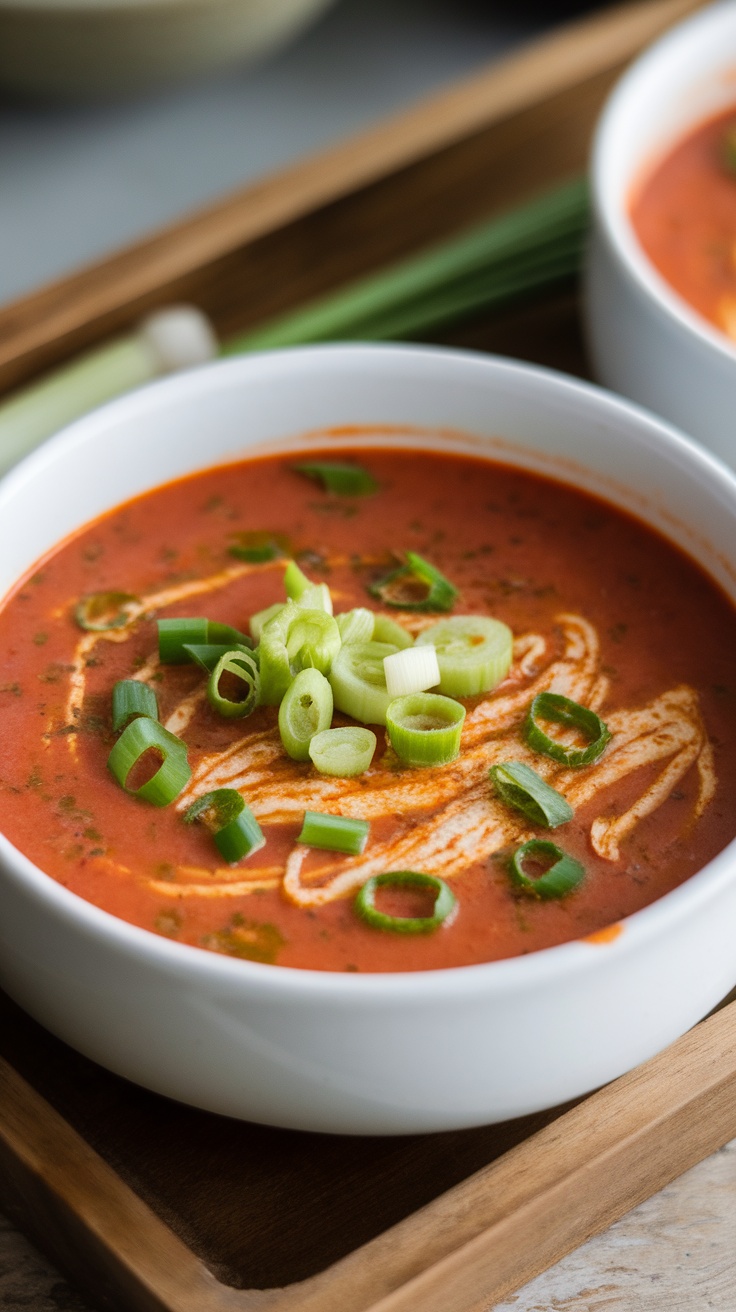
[585,1,736,468]
[2,344,736,1135]
[0,0,336,98]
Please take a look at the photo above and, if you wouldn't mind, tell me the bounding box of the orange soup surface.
[1,446,735,973]
[631,105,736,339]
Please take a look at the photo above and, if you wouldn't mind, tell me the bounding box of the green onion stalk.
[0,177,589,476]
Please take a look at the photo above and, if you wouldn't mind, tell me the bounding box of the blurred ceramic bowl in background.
[0,0,337,98]
[585,1,736,469]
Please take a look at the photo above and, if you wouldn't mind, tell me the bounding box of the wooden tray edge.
[2,999,736,1312]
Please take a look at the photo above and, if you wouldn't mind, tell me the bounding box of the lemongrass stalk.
[0,307,217,476]
[224,177,588,353]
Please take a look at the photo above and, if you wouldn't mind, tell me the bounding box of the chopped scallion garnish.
[369,551,457,612]
[308,726,377,777]
[260,601,341,704]
[508,839,584,899]
[75,591,141,632]
[525,692,611,767]
[293,461,378,496]
[278,668,333,760]
[336,607,375,645]
[112,679,158,733]
[297,810,370,855]
[158,617,251,664]
[355,871,456,934]
[329,640,398,725]
[490,761,573,828]
[416,614,512,696]
[250,602,284,643]
[107,716,190,806]
[385,692,465,766]
[184,788,265,864]
[182,641,255,673]
[371,614,413,649]
[383,644,439,699]
[207,650,260,719]
[228,531,291,562]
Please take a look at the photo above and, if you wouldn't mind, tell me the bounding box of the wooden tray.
[3,3,736,1311]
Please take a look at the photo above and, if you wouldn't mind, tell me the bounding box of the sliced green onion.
[112,679,158,733]
[383,644,439,699]
[525,692,611,767]
[386,692,465,767]
[207,650,260,719]
[157,617,251,664]
[284,560,312,600]
[260,601,341,704]
[283,561,333,614]
[508,839,585,899]
[182,641,255,673]
[369,551,457,612]
[75,591,141,632]
[278,668,333,760]
[355,871,456,934]
[297,582,333,614]
[250,602,284,643]
[309,726,377,777]
[228,531,291,562]
[107,716,190,805]
[490,761,573,828]
[372,614,413,649]
[184,788,265,864]
[336,607,375,644]
[293,460,378,496]
[416,614,513,697]
[207,622,253,648]
[297,810,370,854]
[329,640,398,724]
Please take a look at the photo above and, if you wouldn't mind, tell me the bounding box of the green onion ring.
[490,761,573,828]
[293,460,378,496]
[355,871,457,934]
[336,607,375,644]
[508,839,585,899]
[416,614,513,696]
[308,726,377,777]
[107,716,190,806]
[369,551,457,612]
[75,591,141,632]
[385,692,465,766]
[371,614,413,649]
[112,679,159,733]
[228,531,291,562]
[278,668,333,760]
[525,692,611,767]
[207,650,260,719]
[182,641,255,673]
[158,618,252,664]
[297,810,370,855]
[184,788,265,864]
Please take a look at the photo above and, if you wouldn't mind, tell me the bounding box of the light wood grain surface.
[2,1141,734,1311]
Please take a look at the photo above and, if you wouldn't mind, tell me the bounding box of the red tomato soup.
[631,105,736,339]
[1,446,736,973]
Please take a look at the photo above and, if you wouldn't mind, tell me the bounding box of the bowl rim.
[2,341,736,1003]
[591,0,736,368]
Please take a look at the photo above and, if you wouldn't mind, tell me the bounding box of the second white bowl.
[585,1,736,468]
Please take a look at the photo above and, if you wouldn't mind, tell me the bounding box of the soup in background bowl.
[585,1,736,467]
[1,344,736,1133]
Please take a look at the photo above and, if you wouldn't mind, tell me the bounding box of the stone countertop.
[2,1141,734,1310]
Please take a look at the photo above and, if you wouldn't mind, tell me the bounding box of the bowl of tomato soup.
[2,343,736,1134]
[586,1,736,466]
